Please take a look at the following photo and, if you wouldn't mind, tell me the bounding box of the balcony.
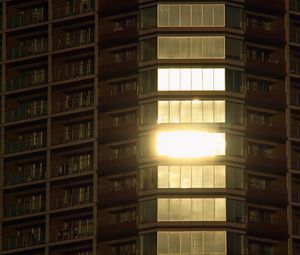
[4,167,46,187]
[7,39,48,60]
[7,7,47,29]
[291,60,300,75]
[4,198,45,218]
[52,190,93,210]
[6,101,47,123]
[290,0,300,12]
[246,113,286,141]
[247,183,287,206]
[246,80,286,110]
[51,223,93,243]
[246,18,285,45]
[291,29,300,44]
[100,19,137,47]
[3,230,45,251]
[52,159,93,177]
[52,93,94,114]
[6,69,47,92]
[292,189,300,203]
[248,218,288,239]
[5,134,47,154]
[52,61,94,82]
[99,220,136,240]
[99,153,137,176]
[52,128,93,146]
[54,29,94,51]
[53,0,95,20]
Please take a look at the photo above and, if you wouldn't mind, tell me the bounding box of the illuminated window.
[156,131,225,158]
[158,36,225,59]
[158,68,225,91]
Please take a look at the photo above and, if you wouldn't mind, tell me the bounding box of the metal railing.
[4,168,45,186]
[52,190,93,209]
[6,101,47,122]
[247,115,272,127]
[52,93,94,113]
[53,0,95,20]
[4,198,45,218]
[7,10,47,29]
[52,128,93,145]
[54,30,94,50]
[7,40,48,60]
[51,222,93,242]
[5,135,47,154]
[7,70,47,91]
[52,158,93,177]
[3,230,45,250]
[52,62,94,82]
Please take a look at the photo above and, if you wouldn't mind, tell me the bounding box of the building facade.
[0,0,299,254]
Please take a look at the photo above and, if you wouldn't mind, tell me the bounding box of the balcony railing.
[54,31,94,50]
[52,93,94,113]
[52,190,93,209]
[6,101,47,122]
[5,135,47,154]
[51,222,93,242]
[7,40,48,60]
[52,62,94,82]
[4,199,45,218]
[3,230,45,251]
[291,61,300,75]
[4,168,46,186]
[52,128,93,146]
[52,158,93,177]
[7,70,47,91]
[7,10,47,29]
[53,0,95,20]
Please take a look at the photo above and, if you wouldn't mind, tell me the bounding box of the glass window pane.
[203,101,214,122]
[192,68,203,90]
[181,5,191,27]
[158,69,170,91]
[204,232,214,253]
[215,37,225,58]
[215,165,226,188]
[203,199,214,221]
[192,166,203,188]
[203,166,214,188]
[158,5,169,27]
[181,166,192,188]
[214,231,226,253]
[192,100,202,123]
[215,198,226,221]
[169,166,180,188]
[169,37,180,58]
[192,199,203,220]
[181,199,192,220]
[214,100,225,122]
[181,101,192,123]
[214,68,225,90]
[191,37,203,58]
[192,5,202,26]
[169,69,180,90]
[158,101,169,123]
[169,232,180,253]
[181,232,191,253]
[170,199,180,220]
[191,232,203,254]
[170,101,181,123]
[158,232,169,253]
[169,5,180,26]
[181,68,192,90]
[214,4,225,26]
[158,198,169,221]
[203,5,214,26]
[181,38,191,58]
[158,166,169,188]
[203,69,214,90]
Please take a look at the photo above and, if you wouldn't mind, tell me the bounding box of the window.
[140,69,157,93]
[140,6,157,29]
[227,232,245,255]
[227,199,245,223]
[226,38,243,61]
[157,100,225,123]
[226,6,243,28]
[140,102,157,125]
[140,38,157,61]
[226,134,244,157]
[158,36,225,59]
[156,231,226,255]
[226,102,244,124]
[158,4,225,27]
[226,167,244,190]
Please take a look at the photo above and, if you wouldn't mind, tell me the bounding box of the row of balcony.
[3,223,93,251]
[7,0,95,29]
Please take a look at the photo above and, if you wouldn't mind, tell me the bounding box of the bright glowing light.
[156,131,225,158]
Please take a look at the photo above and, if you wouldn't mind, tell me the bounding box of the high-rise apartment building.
[0,0,299,254]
